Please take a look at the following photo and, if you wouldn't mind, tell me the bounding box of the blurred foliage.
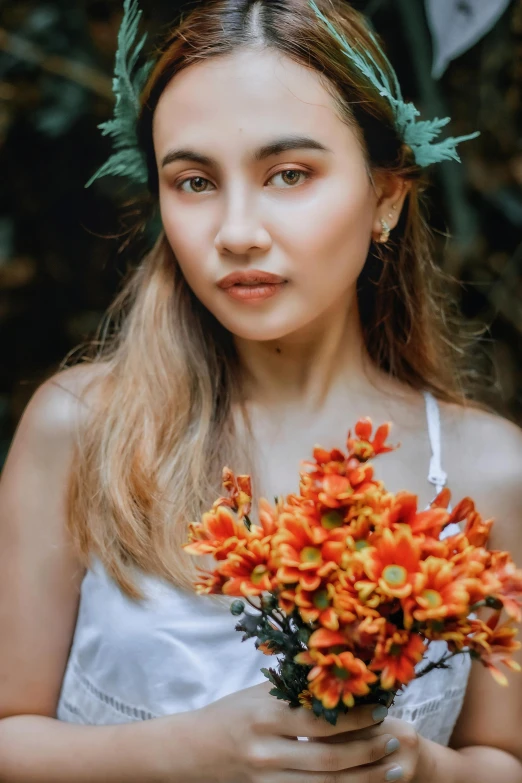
[0,0,521,465]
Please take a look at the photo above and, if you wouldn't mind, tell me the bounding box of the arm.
[0,713,201,783]
[415,410,522,783]
[0,369,198,782]
[316,409,522,783]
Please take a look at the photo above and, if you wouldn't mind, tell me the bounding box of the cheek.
[160,198,210,286]
[289,178,375,290]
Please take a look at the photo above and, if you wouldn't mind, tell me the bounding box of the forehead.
[153,47,357,157]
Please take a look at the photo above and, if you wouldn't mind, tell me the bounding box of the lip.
[224,282,286,302]
[217,270,287,289]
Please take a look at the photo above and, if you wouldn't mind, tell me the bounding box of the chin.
[210,306,316,344]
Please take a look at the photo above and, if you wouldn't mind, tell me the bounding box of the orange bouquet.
[183,418,522,725]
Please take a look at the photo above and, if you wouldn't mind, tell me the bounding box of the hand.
[193,681,414,782]
[317,714,422,782]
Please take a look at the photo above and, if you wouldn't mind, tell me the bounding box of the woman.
[0,0,520,780]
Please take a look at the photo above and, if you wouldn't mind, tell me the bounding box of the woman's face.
[153,47,381,342]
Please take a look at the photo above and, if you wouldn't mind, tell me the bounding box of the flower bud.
[230,600,245,616]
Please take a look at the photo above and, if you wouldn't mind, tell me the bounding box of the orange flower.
[298,689,314,709]
[213,468,253,521]
[302,446,347,477]
[352,613,387,649]
[424,617,471,651]
[448,497,493,548]
[403,557,470,626]
[328,571,382,624]
[257,640,279,655]
[294,647,377,709]
[220,538,274,596]
[357,527,421,600]
[294,584,340,629]
[347,418,395,461]
[342,491,391,541]
[387,491,451,542]
[488,552,522,622]
[307,627,350,648]
[271,516,344,592]
[183,505,249,558]
[431,487,452,510]
[317,474,354,509]
[370,627,426,690]
[193,568,228,595]
[468,614,522,685]
[258,498,279,537]
[328,583,360,626]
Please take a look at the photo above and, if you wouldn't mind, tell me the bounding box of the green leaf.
[86,0,152,187]
[308,0,479,168]
[269,688,289,701]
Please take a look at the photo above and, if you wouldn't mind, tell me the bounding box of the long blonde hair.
[67,0,480,597]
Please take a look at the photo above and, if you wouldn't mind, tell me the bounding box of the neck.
[234,292,388,414]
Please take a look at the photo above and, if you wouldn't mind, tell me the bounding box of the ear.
[371,174,412,243]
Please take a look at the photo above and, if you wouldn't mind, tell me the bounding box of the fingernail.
[385,738,401,755]
[385,765,404,781]
[372,704,388,721]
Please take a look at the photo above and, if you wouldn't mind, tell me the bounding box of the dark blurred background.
[0,0,521,467]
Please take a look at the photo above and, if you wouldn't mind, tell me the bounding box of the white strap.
[423,390,448,494]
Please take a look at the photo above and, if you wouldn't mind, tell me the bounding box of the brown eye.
[270,169,310,188]
[178,176,212,193]
[191,177,208,192]
[281,170,301,185]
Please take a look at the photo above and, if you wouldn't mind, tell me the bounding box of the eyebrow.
[160,135,332,169]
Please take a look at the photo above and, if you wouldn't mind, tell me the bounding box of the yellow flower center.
[382,564,407,587]
[422,588,443,608]
[332,665,351,680]
[251,565,268,585]
[313,589,330,609]
[301,547,322,564]
[321,511,344,530]
[355,539,370,551]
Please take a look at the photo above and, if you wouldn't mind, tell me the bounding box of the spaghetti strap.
[423,390,448,495]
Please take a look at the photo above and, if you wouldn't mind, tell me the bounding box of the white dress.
[57,391,471,747]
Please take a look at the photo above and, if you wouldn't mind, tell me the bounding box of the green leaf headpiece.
[86,0,152,187]
[86,0,479,189]
[309,0,479,167]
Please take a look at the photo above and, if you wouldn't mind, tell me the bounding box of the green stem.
[243,595,287,632]
[244,596,262,612]
[416,649,468,679]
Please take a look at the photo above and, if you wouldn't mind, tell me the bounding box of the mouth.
[217,270,287,289]
[216,270,288,303]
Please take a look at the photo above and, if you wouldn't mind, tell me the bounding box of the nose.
[214,191,272,256]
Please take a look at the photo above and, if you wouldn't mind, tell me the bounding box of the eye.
[269,169,311,188]
[177,176,215,194]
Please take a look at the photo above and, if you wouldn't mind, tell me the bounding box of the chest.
[249,415,438,512]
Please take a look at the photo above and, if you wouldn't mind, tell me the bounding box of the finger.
[265,702,389,739]
[278,760,406,782]
[315,716,405,744]
[253,733,400,773]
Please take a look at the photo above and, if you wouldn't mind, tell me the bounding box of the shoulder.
[441,400,522,482]
[15,362,108,446]
[441,400,522,552]
[3,362,109,479]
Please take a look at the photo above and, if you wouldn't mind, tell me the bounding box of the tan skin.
[0,46,520,782]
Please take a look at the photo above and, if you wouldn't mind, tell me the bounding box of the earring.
[378,218,391,244]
